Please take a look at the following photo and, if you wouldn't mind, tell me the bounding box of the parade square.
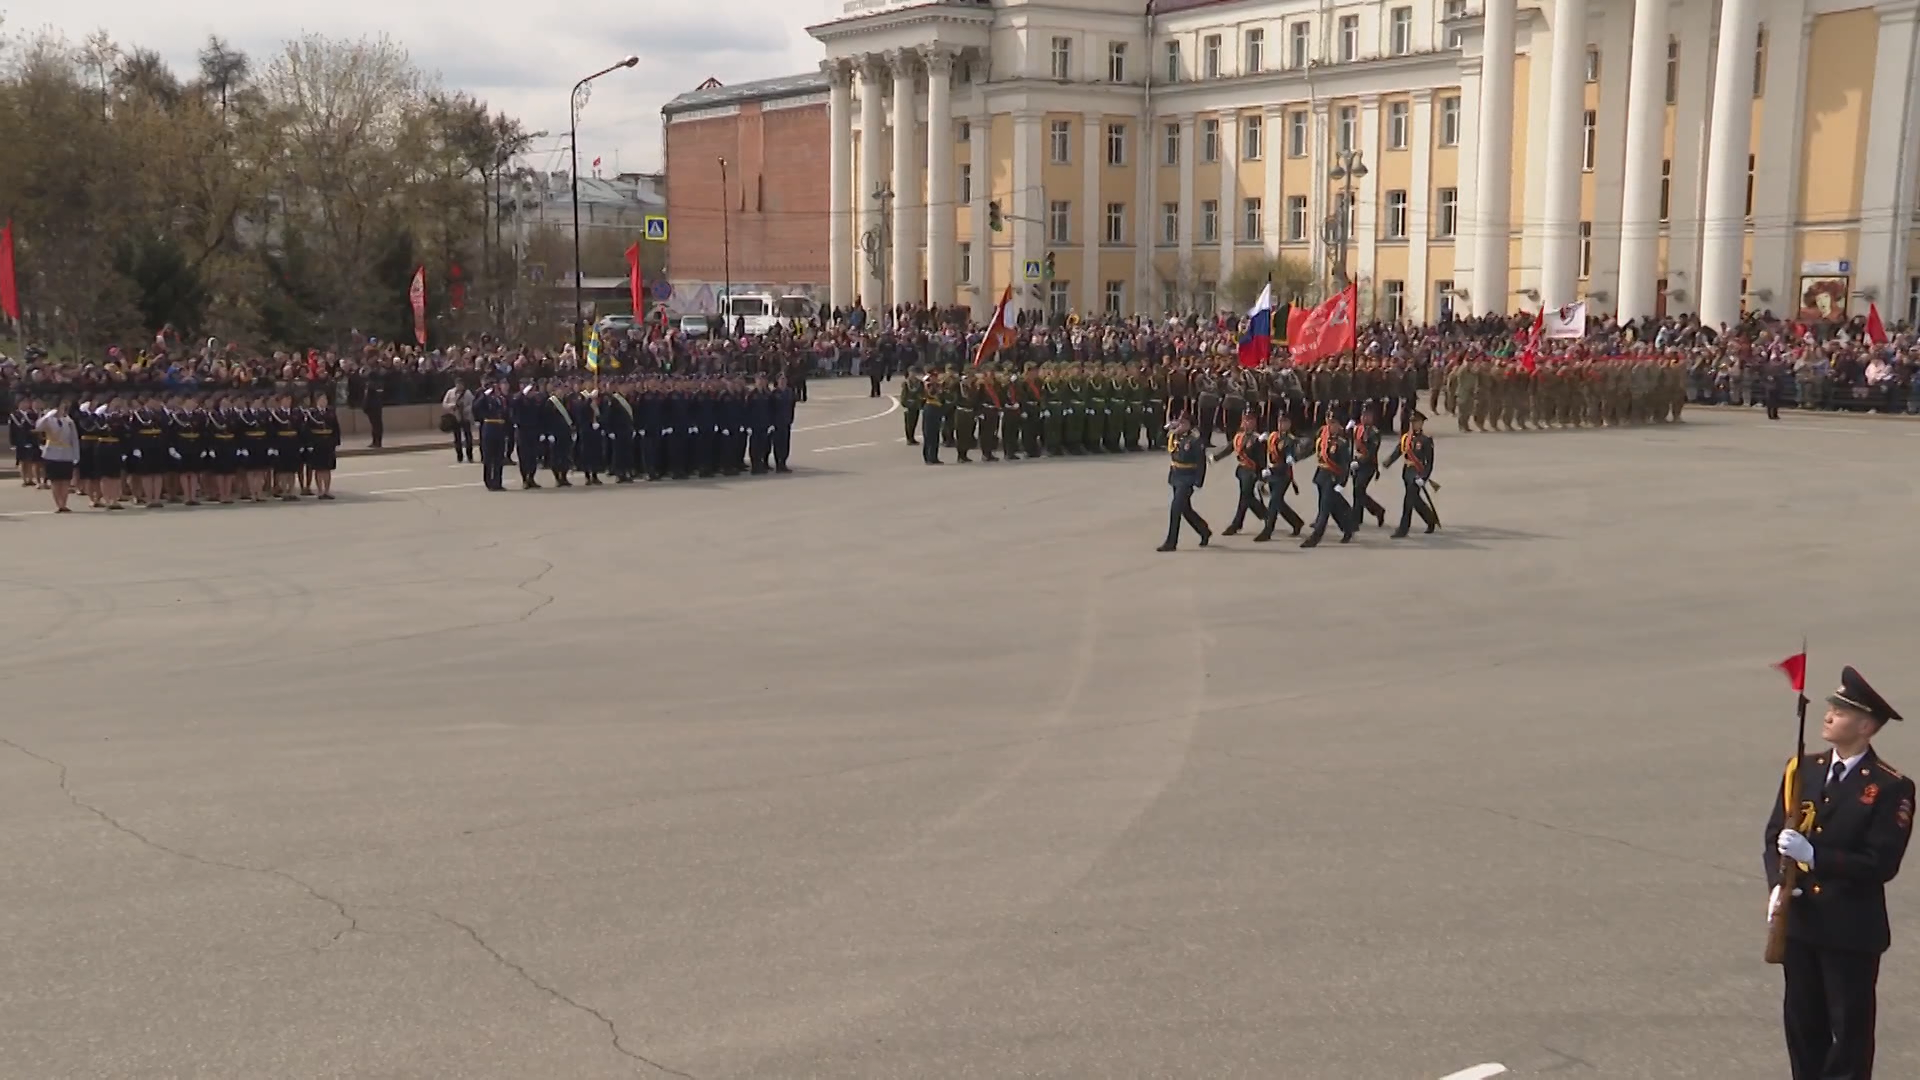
[3,398,1918,1079]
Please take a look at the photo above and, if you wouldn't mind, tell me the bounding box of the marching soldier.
[1302,410,1356,549]
[1212,412,1268,536]
[1157,414,1211,552]
[920,368,946,465]
[977,369,1003,462]
[1347,402,1389,529]
[953,368,979,463]
[1254,413,1310,541]
[999,364,1024,460]
[1381,409,1439,536]
[901,364,924,445]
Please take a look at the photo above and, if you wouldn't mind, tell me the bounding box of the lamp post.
[718,157,732,333]
[570,55,639,358]
[869,182,894,326]
[1325,149,1368,292]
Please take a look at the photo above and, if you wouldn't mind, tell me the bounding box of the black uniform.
[1303,423,1355,548]
[1213,430,1268,535]
[746,386,774,474]
[1381,429,1439,536]
[304,407,340,471]
[771,384,794,472]
[474,390,511,490]
[1766,667,1914,1080]
[1348,418,1388,528]
[544,395,575,482]
[512,392,545,487]
[207,409,239,476]
[602,391,636,482]
[1254,430,1310,540]
[1158,429,1211,551]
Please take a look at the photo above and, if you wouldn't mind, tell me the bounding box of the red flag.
[1520,309,1545,373]
[0,220,19,322]
[626,242,644,318]
[1775,652,1808,694]
[409,265,427,346]
[306,348,320,382]
[973,284,1016,366]
[448,263,465,310]
[1290,285,1358,365]
[1286,306,1310,349]
[1865,302,1889,346]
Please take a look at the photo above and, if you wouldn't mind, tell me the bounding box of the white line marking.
[812,441,877,453]
[796,398,899,433]
[335,468,414,477]
[369,482,484,495]
[1438,1065,1507,1080]
[0,509,55,518]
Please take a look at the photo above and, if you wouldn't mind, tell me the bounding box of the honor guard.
[1157,414,1212,552]
[1380,410,1439,537]
[1253,414,1310,541]
[1302,412,1356,549]
[1212,413,1268,536]
[1347,402,1389,530]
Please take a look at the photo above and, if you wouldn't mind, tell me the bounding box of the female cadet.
[206,395,240,504]
[303,394,341,500]
[268,392,303,500]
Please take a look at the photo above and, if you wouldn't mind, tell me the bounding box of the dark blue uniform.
[474,390,511,491]
[1157,429,1210,551]
[771,384,794,473]
[543,394,575,483]
[602,391,636,482]
[1303,423,1354,548]
[746,386,774,474]
[570,394,602,483]
[1381,429,1438,536]
[511,392,545,487]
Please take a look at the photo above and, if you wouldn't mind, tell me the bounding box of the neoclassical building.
[808,0,1920,326]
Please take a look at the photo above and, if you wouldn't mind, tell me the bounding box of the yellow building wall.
[1511,57,1532,224]
[989,116,1014,256]
[1799,9,1877,227]
[1375,246,1411,287]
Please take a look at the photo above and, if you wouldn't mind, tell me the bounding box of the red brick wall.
[665,99,830,290]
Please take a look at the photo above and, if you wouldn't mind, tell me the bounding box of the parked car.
[678,314,711,338]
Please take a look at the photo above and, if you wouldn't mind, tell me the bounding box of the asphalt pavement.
[3,393,1918,1079]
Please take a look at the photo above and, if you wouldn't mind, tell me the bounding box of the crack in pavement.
[428,912,695,1079]
[0,737,364,951]
[512,557,557,622]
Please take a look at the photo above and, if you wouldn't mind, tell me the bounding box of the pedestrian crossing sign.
[643,215,668,242]
[1023,259,1042,282]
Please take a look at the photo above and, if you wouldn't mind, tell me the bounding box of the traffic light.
[1043,252,1056,279]
[988,200,1004,232]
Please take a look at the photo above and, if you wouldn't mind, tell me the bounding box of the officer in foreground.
[1380,409,1439,537]
[1766,666,1913,1079]
[1157,414,1211,552]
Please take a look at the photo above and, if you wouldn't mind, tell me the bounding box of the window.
[1287,195,1308,241]
[1746,153,1756,219]
[1108,41,1128,83]
[1387,100,1409,149]
[1105,202,1126,243]
[1105,280,1125,314]
[1288,110,1308,157]
[959,163,972,203]
[1659,158,1672,221]
[1434,279,1455,319]
[958,120,971,143]
[1665,38,1678,105]
[1582,109,1597,172]
[1578,221,1593,277]
[1048,280,1070,316]
[1051,36,1072,80]
[1162,202,1180,244]
[1050,120,1072,165]
[1244,114,1263,160]
[1382,279,1406,321]
[959,242,973,284]
[1291,22,1311,68]
[1202,118,1220,163]
[1197,279,1217,313]
[1443,0,1467,48]
[1385,190,1408,239]
[1390,7,1413,56]
[1338,15,1360,61]
[1247,28,1265,73]
[1436,186,1459,237]
[1754,27,1767,96]
[1165,40,1181,83]
[1585,46,1601,83]
[1048,201,1071,244]
[1337,105,1357,153]
[1438,94,1461,145]
[1163,123,1181,165]
[1204,34,1223,78]
[1243,197,1263,240]
[1106,122,1128,166]
[1162,282,1178,314]
[1201,199,1219,242]
[1339,193,1357,239]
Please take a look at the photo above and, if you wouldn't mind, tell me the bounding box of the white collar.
[1824,749,1869,782]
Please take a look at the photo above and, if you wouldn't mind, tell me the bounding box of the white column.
[1408,90,1435,319]
[1083,113,1104,314]
[1616,0,1669,319]
[1539,0,1589,309]
[1218,113,1239,279]
[857,55,887,312]
[1587,5,1632,311]
[1699,0,1762,328]
[1750,0,1813,312]
[1665,0,1715,315]
[1263,106,1285,257]
[1855,0,1920,314]
[969,110,991,321]
[1471,0,1516,316]
[1012,110,1042,314]
[1455,57,1483,301]
[1310,102,1330,282]
[923,48,956,311]
[1355,97,1381,302]
[826,61,855,311]
[888,49,920,309]
[1177,114,1197,292]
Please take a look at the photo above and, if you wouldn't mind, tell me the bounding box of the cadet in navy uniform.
[570,388,603,485]
[1157,414,1212,552]
[640,381,668,481]
[602,383,636,483]
[771,373,795,473]
[1347,402,1389,529]
[1302,411,1355,548]
[544,385,576,487]
[746,376,774,474]
[1380,409,1439,537]
[1253,413,1309,541]
[474,382,511,491]
[1211,412,1268,536]
[512,385,546,489]
[666,382,694,480]
[1767,666,1914,1080]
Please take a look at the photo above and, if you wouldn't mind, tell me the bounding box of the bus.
[721,292,818,336]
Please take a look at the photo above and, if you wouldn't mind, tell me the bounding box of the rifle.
[1765,654,1814,965]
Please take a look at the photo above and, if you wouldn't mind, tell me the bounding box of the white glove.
[130,449,142,459]
[1778,829,1815,866]
[1416,478,1428,489]
[1261,469,1273,480]
[168,448,181,460]
[1768,884,1805,922]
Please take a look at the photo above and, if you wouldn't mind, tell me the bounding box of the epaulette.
[1878,762,1904,780]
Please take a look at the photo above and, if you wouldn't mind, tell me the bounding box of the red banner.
[409,265,427,346]
[1289,285,1357,365]
[625,242,643,317]
[0,220,20,322]
[448,262,465,310]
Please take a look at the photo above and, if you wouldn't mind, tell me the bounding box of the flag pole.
[1765,639,1812,964]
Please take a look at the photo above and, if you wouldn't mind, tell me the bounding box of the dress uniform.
[1766,666,1914,1080]
[1213,414,1268,535]
[1253,419,1310,541]
[1347,405,1389,529]
[473,386,511,490]
[1380,410,1439,537]
[1302,416,1356,549]
[1157,417,1212,552]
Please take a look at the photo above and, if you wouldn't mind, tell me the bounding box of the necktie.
[1831,761,1847,788]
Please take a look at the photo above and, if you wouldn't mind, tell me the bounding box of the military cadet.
[1042,365,1066,455]
[771,372,796,473]
[1380,409,1439,537]
[1347,402,1389,529]
[746,375,774,474]
[473,382,512,491]
[1303,411,1356,549]
[901,364,924,444]
[512,384,546,488]
[1212,412,1268,536]
[265,394,302,501]
[542,383,575,487]
[304,394,341,499]
[10,397,45,488]
[1253,413,1310,541]
[1105,365,1128,452]
[1766,666,1913,1080]
[952,368,979,463]
[571,388,604,484]
[604,381,637,482]
[1194,365,1222,448]
[239,395,270,501]
[976,369,1003,462]
[997,364,1022,460]
[920,368,945,465]
[1157,414,1212,552]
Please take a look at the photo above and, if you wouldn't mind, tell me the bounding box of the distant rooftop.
[662,72,831,116]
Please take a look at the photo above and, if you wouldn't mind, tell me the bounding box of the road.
[2,392,1917,1079]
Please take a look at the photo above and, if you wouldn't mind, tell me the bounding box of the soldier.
[1253,413,1309,541]
[1042,364,1065,455]
[512,384,545,488]
[604,380,637,482]
[1211,412,1268,536]
[474,381,512,491]
[1456,358,1480,433]
[901,364,924,444]
[1103,364,1126,452]
[999,364,1024,460]
[1020,362,1045,458]
[976,369,1003,462]
[953,368,979,463]
[1062,364,1086,453]
[1381,409,1439,537]
[1156,414,1212,552]
[1302,411,1356,549]
[1347,402,1389,529]
[1766,666,1913,1080]
[1195,365,1221,448]
[920,367,946,465]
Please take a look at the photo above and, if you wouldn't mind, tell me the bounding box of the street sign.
[1023,259,1042,282]
[643,215,668,242]
[652,279,674,301]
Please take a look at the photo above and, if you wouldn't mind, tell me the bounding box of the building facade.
[808,0,1920,326]
[662,74,834,313]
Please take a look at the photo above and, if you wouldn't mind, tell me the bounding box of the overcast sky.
[5,0,840,174]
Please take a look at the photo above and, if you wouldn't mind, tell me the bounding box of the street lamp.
[718,157,732,333]
[868,183,895,326]
[1325,149,1368,291]
[570,55,639,358]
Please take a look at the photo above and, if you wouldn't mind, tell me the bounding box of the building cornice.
[808,2,994,43]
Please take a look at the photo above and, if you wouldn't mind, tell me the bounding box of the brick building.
[662,73,833,315]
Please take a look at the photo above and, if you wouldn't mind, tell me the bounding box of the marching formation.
[1438,354,1690,431]
[469,374,799,490]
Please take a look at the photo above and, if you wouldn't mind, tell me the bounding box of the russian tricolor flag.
[1237,282,1273,368]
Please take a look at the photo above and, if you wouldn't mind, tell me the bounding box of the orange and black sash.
[1399,432,1427,475]
[1234,432,1258,470]
[1316,427,1341,474]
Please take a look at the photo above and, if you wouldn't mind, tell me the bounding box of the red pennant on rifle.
[1775,652,1808,694]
